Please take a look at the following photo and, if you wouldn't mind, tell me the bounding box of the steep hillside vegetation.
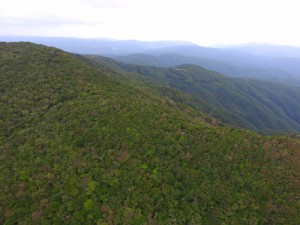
[84,55,300,133]
[0,43,299,224]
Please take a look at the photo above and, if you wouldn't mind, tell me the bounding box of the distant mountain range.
[0,36,195,56]
[114,53,300,86]
[128,44,300,85]
[1,36,299,86]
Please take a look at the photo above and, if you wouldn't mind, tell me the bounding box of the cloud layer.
[1,0,300,46]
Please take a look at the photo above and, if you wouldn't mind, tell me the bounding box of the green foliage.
[86,55,300,133]
[0,42,299,224]
[84,199,94,211]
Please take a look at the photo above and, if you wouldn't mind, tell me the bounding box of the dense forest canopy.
[0,42,299,224]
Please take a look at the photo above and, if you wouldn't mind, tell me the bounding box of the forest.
[0,42,299,224]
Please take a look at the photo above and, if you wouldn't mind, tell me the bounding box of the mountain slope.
[115,53,300,86]
[84,55,300,133]
[1,42,299,224]
[145,45,300,81]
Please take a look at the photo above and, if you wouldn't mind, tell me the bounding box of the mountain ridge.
[114,53,300,86]
[2,36,300,85]
[84,55,300,133]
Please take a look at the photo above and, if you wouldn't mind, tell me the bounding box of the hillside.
[144,45,300,82]
[84,55,300,133]
[0,42,299,224]
[115,53,300,87]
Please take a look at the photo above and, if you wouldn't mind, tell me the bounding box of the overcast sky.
[1,0,300,46]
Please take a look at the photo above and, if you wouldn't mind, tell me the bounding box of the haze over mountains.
[2,36,300,87]
[114,43,300,87]
[220,43,300,58]
[0,36,195,56]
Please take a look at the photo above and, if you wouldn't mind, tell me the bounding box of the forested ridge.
[85,55,300,134]
[0,42,299,224]
[115,53,300,87]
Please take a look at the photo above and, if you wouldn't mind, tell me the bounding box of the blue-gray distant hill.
[0,36,195,56]
[220,43,300,57]
[114,53,300,86]
[141,44,300,78]
[1,36,300,85]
